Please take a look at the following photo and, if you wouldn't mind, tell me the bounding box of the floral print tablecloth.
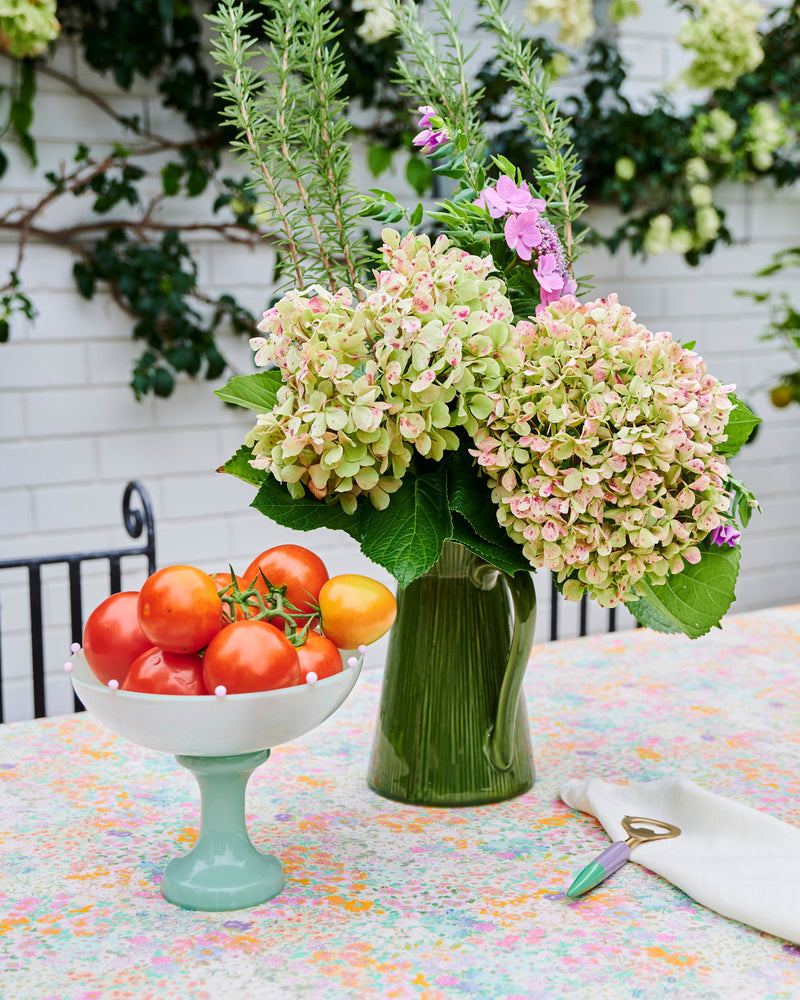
[2,606,799,1000]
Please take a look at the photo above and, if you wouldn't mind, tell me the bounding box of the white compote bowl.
[69,649,362,912]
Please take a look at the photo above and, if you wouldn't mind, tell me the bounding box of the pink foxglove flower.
[504,210,544,261]
[474,175,545,219]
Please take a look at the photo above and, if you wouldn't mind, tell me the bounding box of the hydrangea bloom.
[475,176,543,219]
[246,287,402,513]
[745,102,789,171]
[359,230,524,442]
[246,231,523,513]
[504,210,544,261]
[471,295,734,607]
[0,0,59,58]
[523,0,595,47]
[678,0,764,91]
[352,0,396,43]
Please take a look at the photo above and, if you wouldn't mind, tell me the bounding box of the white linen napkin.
[560,776,800,944]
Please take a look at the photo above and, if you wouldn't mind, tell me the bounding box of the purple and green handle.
[567,815,681,899]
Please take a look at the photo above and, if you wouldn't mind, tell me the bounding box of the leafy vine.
[1,0,799,403]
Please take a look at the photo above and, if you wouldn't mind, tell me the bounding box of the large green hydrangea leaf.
[632,542,741,639]
[218,445,267,487]
[250,475,362,540]
[214,369,283,412]
[359,466,452,587]
[718,393,761,457]
[446,447,532,575]
[450,514,532,577]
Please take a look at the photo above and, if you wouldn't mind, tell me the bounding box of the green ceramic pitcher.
[367,541,537,807]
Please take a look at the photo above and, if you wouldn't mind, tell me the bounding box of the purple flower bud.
[709,524,741,547]
[412,127,449,155]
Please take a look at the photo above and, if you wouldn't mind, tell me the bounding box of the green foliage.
[567,6,800,263]
[719,395,761,456]
[0,270,36,343]
[4,58,38,166]
[359,464,453,586]
[73,228,246,399]
[630,540,741,639]
[739,247,800,407]
[214,369,283,412]
[209,0,367,291]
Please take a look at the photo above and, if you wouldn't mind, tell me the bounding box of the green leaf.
[719,394,760,456]
[359,466,452,587]
[408,203,424,227]
[152,367,175,397]
[447,446,511,548]
[251,475,362,540]
[634,542,741,638]
[214,369,282,412]
[727,476,760,529]
[405,157,432,196]
[218,444,267,487]
[367,144,392,177]
[161,162,182,196]
[446,449,532,575]
[73,262,95,300]
[10,99,33,135]
[381,204,405,224]
[187,166,208,197]
[626,595,682,634]
[450,513,532,577]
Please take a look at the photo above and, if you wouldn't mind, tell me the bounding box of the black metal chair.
[544,577,642,641]
[0,481,156,721]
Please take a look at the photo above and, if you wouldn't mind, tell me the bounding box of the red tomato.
[83,591,153,686]
[121,648,208,695]
[202,619,301,694]
[137,565,223,653]
[318,575,397,649]
[296,631,343,683]
[211,572,256,623]
[243,544,329,622]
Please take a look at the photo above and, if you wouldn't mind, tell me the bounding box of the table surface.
[2,606,799,1000]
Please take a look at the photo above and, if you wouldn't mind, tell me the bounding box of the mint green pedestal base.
[160,750,284,912]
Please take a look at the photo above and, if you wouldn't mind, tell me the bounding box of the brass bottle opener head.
[621,815,681,851]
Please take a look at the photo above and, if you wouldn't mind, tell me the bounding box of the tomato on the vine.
[83,591,152,686]
[211,572,256,623]
[243,544,328,624]
[137,565,223,653]
[296,631,343,682]
[202,619,300,694]
[318,575,397,649]
[122,648,208,695]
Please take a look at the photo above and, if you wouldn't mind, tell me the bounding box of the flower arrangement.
[211,0,759,639]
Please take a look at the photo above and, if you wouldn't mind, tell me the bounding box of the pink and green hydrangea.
[246,230,523,513]
[471,294,734,607]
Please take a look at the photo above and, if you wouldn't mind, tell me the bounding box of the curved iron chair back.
[0,481,156,721]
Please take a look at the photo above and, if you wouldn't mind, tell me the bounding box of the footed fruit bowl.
[69,649,362,912]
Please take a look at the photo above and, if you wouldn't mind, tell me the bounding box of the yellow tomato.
[318,574,397,649]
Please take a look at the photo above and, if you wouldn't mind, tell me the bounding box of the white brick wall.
[1,4,799,721]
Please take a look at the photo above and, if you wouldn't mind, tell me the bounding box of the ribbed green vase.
[367,542,537,807]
